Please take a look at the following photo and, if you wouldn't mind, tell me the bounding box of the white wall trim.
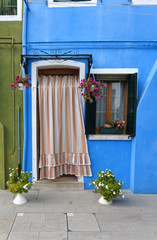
[132,0,157,5]
[89,134,131,141]
[90,68,138,74]
[32,60,85,181]
[48,0,97,8]
[0,0,22,21]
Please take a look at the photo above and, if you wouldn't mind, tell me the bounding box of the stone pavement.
[0,189,157,240]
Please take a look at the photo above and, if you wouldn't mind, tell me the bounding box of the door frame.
[31,60,85,182]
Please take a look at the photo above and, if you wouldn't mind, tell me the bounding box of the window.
[0,0,17,15]
[85,71,137,137]
[132,0,157,4]
[0,0,22,21]
[48,0,97,7]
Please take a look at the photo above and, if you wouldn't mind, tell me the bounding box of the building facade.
[0,0,23,189]
[21,0,157,193]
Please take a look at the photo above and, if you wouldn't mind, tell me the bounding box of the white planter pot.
[13,193,27,205]
[98,196,113,205]
[18,83,26,91]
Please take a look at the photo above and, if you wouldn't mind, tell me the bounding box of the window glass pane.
[0,0,17,15]
[111,82,124,121]
[96,85,107,128]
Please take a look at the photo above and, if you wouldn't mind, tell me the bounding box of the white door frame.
[32,60,85,181]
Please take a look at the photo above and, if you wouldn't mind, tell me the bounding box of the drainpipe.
[22,0,28,171]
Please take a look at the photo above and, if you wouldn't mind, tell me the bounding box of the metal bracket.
[21,52,92,76]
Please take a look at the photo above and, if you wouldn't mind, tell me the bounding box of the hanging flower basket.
[18,83,26,91]
[79,77,106,103]
[10,75,32,91]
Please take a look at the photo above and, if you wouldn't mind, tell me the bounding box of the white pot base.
[98,196,113,205]
[13,194,27,205]
[18,83,26,91]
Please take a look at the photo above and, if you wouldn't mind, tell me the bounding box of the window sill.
[88,134,132,141]
[48,0,97,7]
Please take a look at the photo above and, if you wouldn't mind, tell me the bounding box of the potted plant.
[6,168,33,205]
[79,77,106,103]
[10,75,32,91]
[101,119,125,134]
[91,169,124,205]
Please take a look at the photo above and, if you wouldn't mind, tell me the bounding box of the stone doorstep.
[32,176,84,190]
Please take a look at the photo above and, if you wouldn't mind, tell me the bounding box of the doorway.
[32,60,87,182]
[36,67,91,181]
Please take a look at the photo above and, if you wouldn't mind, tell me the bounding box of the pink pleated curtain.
[38,75,92,179]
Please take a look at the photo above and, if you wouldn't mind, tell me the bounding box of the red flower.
[16,76,20,81]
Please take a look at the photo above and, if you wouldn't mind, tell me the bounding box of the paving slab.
[0,220,13,232]
[96,211,157,222]
[38,232,67,240]
[112,232,157,240]
[67,213,100,232]
[30,213,67,232]
[0,231,9,240]
[8,231,39,240]
[15,213,45,223]
[69,232,113,240]
[12,221,31,232]
[97,221,157,232]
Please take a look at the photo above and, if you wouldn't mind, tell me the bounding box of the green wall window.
[85,73,137,137]
[0,0,17,15]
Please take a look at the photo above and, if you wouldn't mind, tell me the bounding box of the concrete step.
[32,176,84,190]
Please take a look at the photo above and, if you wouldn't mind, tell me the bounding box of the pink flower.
[26,87,29,89]
[22,82,26,85]
[117,124,120,127]
[29,84,32,87]
[94,87,98,90]
[29,78,31,81]
[11,84,14,88]
[101,83,105,87]
[87,88,91,92]
[16,76,20,81]
[81,93,84,96]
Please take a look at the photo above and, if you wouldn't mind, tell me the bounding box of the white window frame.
[132,0,157,5]
[48,0,97,8]
[0,0,22,21]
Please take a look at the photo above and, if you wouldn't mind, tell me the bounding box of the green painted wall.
[0,21,23,189]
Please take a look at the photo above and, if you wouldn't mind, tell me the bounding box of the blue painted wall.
[23,0,157,193]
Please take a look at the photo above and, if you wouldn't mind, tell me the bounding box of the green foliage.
[6,168,33,194]
[91,169,124,202]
